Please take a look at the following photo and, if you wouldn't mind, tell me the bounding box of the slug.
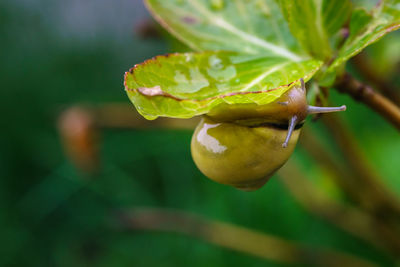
[191,79,346,191]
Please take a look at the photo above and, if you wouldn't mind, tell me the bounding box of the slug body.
[191,80,346,191]
[191,117,300,190]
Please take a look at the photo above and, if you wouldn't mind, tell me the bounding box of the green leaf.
[329,0,400,71]
[351,0,378,11]
[278,0,352,60]
[125,51,322,120]
[145,0,306,61]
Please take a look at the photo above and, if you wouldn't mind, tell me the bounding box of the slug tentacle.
[283,115,298,148]
[307,105,347,114]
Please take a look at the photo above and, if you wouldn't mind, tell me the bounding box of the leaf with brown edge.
[124,51,322,120]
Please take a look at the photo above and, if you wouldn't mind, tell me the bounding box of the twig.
[351,53,400,105]
[321,115,400,218]
[300,128,379,211]
[58,105,198,172]
[118,208,377,267]
[278,160,394,254]
[299,126,400,254]
[335,73,400,130]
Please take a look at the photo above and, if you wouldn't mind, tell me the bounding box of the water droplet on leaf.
[185,53,194,63]
[209,55,223,69]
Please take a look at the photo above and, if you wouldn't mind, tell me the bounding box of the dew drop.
[209,55,223,69]
[185,53,194,63]
[210,0,224,10]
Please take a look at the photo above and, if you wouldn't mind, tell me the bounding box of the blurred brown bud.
[134,19,161,39]
[58,107,99,174]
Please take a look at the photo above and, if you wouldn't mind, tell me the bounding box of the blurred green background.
[1,0,400,266]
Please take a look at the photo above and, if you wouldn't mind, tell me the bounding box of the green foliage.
[278,0,352,60]
[3,1,400,266]
[126,0,400,119]
[329,0,400,71]
[145,0,304,57]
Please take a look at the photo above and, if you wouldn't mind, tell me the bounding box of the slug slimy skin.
[191,79,346,191]
[191,116,301,191]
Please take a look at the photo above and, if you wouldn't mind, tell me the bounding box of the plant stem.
[300,128,377,210]
[299,125,400,254]
[351,54,400,105]
[58,105,198,172]
[278,161,386,251]
[335,73,400,130]
[321,115,400,217]
[118,208,377,267]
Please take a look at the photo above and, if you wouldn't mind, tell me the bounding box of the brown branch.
[279,162,381,248]
[300,128,379,211]
[278,160,398,255]
[299,126,400,254]
[58,105,198,172]
[351,53,400,105]
[335,73,400,130]
[321,115,400,218]
[118,208,377,267]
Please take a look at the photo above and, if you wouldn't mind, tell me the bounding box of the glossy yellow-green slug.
[191,79,346,191]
